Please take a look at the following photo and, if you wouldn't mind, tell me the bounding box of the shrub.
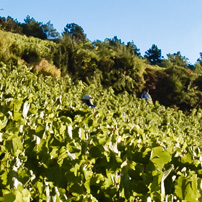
[34,59,61,78]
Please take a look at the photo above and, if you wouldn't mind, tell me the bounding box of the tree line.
[1,15,202,67]
[1,15,202,112]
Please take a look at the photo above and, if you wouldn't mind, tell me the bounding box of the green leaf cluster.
[0,63,202,201]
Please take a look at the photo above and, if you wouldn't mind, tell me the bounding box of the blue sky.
[1,0,202,64]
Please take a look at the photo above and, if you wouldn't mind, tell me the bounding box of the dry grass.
[34,59,61,78]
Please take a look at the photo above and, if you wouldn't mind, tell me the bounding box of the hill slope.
[1,30,202,111]
[0,63,202,201]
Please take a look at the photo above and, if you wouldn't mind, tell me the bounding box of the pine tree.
[144,44,162,65]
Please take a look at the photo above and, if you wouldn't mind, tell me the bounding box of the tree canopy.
[63,23,86,42]
[167,51,189,68]
[144,44,162,65]
[1,15,202,111]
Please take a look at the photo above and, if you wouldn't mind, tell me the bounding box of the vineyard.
[0,62,202,201]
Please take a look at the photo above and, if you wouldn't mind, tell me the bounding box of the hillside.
[0,62,202,201]
[1,29,202,112]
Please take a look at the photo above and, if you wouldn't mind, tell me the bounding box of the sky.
[1,0,202,64]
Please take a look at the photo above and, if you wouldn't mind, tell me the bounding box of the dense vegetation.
[1,16,202,112]
[1,15,202,201]
[0,63,202,201]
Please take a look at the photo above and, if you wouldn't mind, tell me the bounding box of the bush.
[34,59,61,78]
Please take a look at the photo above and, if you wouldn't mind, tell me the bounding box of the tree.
[126,41,141,56]
[56,34,74,75]
[167,51,188,68]
[193,63,202,74]
[21,16,47,39]
[104,36,123,47]
[42,21,59,40]
[0,16,22,33]
[197,52,202,65]
[144,44,162,65]
[193,53,202,74]
[63,23,86,42]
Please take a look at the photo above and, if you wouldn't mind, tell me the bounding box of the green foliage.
[0,63,202,201]
[63,23,86,42]
[144,44,162,65]
[0,16,22,34]
[163,66,199,109]
[193,62,202,75]
[0,15,59,40]
[144,65,202,110]
[166,51,189,68]
[55,34,73,75]
[1,28,202,111]
[0,29,58,66]
[93,39,146,93]
[41,21,59,39]
[174,171,200,201]
[126,41,141,56]
[21,16,47,40]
